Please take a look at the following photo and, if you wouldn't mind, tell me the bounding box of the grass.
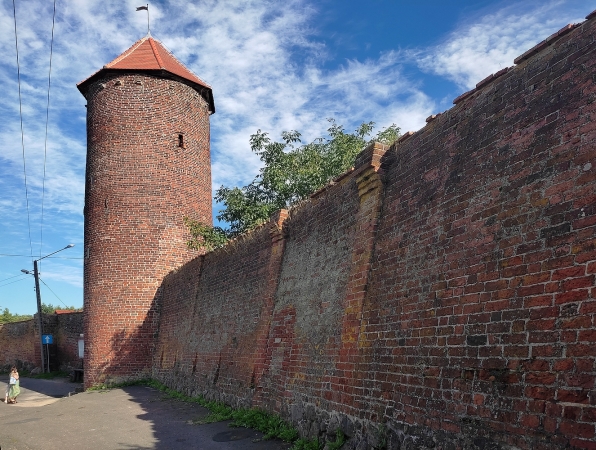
[292,438,322,450]
[0,368,70,379]
[327,430,346,450]
[89,378,338,449]
[27,370,70,380]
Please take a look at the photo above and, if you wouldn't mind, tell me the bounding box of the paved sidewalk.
[0,377,292,450]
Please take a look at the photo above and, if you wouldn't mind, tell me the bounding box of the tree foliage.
[186,119,399,250]
[0,308,32,323]
[0,303,79,324]
[183,217,229,252]
[41,303,77,314]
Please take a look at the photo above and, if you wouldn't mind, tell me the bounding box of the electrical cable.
[0,274,28,283]
[0,275,30,289]
[0,254,83,259]
[39,0,58,262]
[12,0,34,263]
[38,277,70,309]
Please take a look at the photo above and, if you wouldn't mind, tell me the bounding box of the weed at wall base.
[89,379,332,449]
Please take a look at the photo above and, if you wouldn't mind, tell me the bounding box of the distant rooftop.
[54,309,80,315]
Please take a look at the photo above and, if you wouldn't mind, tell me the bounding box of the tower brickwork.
[78,37,214,386]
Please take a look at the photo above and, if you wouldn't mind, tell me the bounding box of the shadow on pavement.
[0,378,293,449]
[122,385,293,450]
[0,376,81,408]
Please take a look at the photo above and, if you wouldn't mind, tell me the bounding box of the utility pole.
[22,243,74,373]
[33,259,45,374]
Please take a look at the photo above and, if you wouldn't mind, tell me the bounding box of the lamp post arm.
[35,244,74,262]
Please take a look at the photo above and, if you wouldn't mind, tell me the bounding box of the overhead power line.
[39,0,58,261]
[0,274,28,284]
[0,275,30,289]
[0,253,83,259]
[12,0,34,264]
[39,277,70,309]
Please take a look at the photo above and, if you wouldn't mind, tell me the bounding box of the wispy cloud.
[153,0,434,189]
[0,0,590,311]
[413,1,587,90]
[39,264,83,289]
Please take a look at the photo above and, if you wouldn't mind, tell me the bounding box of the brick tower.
[77,36,214,387]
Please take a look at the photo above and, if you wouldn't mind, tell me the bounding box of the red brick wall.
[0,313,83,372]
[254,167,361,415]
[82,72,211,386]
[52,312,84,371]
[0,320,36,371]
[361,18,596,448]
[153,211,287,405]
[152,15,596,449]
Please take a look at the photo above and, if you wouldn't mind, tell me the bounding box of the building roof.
[77,35,214,112]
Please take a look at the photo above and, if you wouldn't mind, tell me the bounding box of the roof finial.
[136,4,150,36]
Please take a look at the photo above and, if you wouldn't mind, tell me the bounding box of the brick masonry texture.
[0,320,36,371]
[154,212,287,406]
[356,19,596,449]
[148,15,596,450]
[65,14,596,450]
[81,72,211,386]
[0,312,83,372]
[45,312,84,371]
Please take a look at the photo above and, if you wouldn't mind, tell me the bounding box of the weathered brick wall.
[51,312,84,371]
[0,320,36,371]
[0,313,83,372]
[153,211,287,405]
[152,13,596,450]
[81,72,211,386]
[252,166,360,414]
[360,17,596,449]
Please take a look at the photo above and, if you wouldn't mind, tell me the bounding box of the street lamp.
[22,243,74,373]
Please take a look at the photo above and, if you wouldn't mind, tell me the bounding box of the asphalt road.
[0,377,292,450]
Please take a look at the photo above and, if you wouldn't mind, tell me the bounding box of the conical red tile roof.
[104,36,211,88]
[78,35,214,112]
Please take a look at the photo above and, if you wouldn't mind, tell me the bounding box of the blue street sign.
[42,334,53,345]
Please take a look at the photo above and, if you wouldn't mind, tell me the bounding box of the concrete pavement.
[0,377,292,450]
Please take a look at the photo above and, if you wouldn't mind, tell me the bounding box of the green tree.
[41,303,77,314]
[41,303,57,314]
[0,308,33,324]
[186,119,399,250]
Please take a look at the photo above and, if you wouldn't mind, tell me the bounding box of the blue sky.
[0,0,593,315]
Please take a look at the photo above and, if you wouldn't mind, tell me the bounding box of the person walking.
[6,366,20,404]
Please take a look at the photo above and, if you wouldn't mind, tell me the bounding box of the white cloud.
[414,1,588,90]
[1,0,428,301]
[39,264,83,289]
[0,0,590,308]
[144,0,435,189]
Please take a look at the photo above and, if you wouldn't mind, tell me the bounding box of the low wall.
[153,13,596,450]
[44,312,84,371]
[0,320,37,372]
[0,312,83,373]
